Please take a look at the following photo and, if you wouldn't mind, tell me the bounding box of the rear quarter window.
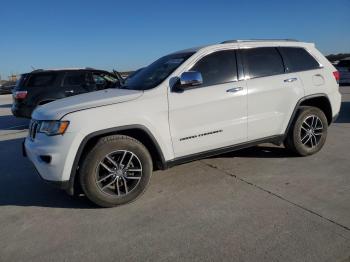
[279,47,321,72]
[26,73,56,87]
[337,60,350,68]
[63,72,86,86]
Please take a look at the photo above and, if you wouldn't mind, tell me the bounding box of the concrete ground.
[0,87,349,262]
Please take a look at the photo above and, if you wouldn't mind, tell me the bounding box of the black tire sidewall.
[80,136,152,207]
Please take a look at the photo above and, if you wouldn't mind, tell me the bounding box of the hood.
[32,88,143,120]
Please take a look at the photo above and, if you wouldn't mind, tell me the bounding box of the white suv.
[24,40,341,207]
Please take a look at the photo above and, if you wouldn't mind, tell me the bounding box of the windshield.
[121,52,194,90]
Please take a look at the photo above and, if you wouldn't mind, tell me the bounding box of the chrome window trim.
[240,46,324,81]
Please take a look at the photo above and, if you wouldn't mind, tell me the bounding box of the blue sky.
[0,0,349,79]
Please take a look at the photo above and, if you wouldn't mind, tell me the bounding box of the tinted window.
[92,72,119,89]
[280,47,320,72]
[93,74,106,85]
[26,73,56,87]
[191,50,237,86]
[16,74,29,89]
[63,72,86,86]
[93,72,118,84]
[337,60,350,68]
[242,47,284,78]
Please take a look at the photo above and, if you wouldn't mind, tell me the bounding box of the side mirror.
[179,71,203,88]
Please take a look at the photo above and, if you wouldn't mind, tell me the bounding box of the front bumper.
[332,113,339,123]
[22,139,70,191]
[24,130,83,194]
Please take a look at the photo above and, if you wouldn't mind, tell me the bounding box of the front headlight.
[38,121,69,136]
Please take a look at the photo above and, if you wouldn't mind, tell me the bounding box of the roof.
[171,39,307,55]
[29,68,109,74]
[171,45,210,55]
[221,39,299,44]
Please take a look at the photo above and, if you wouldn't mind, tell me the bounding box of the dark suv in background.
[12,68,122,118]
[336,59,350,85]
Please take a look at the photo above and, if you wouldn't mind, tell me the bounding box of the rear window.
[25,73,56,87]
[337,60,350,67]
[242,47,285,78]
[16,74,29,88]
[279,47,321,72]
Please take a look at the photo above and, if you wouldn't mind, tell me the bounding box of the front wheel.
[285,106,328,156]
[80,135,153,207]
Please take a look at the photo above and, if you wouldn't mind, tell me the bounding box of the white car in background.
[24,39,341,207]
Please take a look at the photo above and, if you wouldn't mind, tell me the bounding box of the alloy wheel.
[300,115,324,148]
[96,150,143,196]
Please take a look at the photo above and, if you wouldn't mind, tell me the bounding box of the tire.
[285,106,328,156]
[80,135,153,207]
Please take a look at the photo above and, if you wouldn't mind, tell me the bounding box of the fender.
[283,93,332,139]
[66,124,166,195]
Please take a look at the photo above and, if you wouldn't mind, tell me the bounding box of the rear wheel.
[80,135,153,207]
[285,106,328,156]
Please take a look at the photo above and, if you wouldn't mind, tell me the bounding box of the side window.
[26,73,56,87]
[280,47,321,72]
[93,73,107,85]
[337,60,350,68]
[191,50,238,87]
[63,72,86,87]
[242,47,285,78]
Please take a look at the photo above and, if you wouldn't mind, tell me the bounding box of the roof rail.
[221,39,299,44]
[31,67,97,73]
[31,69,45,73]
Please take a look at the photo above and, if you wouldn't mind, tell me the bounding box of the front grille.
[29,120,39,140]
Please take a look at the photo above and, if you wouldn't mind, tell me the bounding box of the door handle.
[65,90,74,94]
[284,77,298,83]
[226,87,243,93]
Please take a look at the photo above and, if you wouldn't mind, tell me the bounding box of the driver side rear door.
[62,71,94,97]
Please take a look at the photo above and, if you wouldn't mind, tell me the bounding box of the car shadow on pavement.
[0,103,12,108]
[0,115,29,131]
[335,101,350,123]
[211,145,295,160]
[0,137,95,209]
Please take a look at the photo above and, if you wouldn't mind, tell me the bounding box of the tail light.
[333,71,340,84]
[14,91,28,100]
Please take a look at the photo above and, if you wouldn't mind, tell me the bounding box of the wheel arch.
[284,93,333,138]
[67,125,167,195]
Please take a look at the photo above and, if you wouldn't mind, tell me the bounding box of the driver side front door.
[168,49,248,158]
